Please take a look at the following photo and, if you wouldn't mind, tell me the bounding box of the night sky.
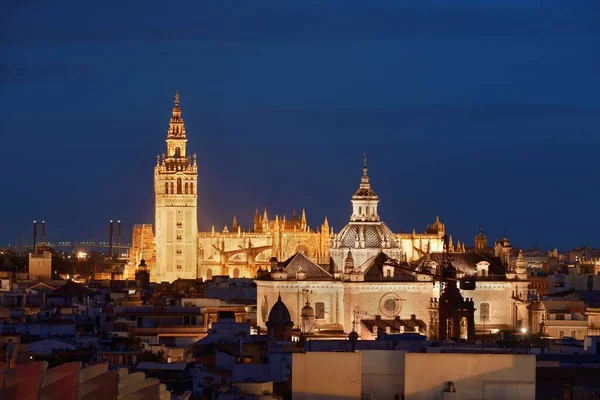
[1,1,599,250]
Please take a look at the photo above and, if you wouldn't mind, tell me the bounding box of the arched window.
[206,268,213,281]
[460,317,468,340]
[165,182,169,194]
[315,302,325,320]
[177,178,182,194]
[170,182,174,193]
[233,268,240,278]
[359,206,362,215]
[480,303,490,321]
[190,182,194,194]
[185,182,189,194]
[174,147,181,157]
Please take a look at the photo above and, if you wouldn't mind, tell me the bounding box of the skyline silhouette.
[1,1,599,250]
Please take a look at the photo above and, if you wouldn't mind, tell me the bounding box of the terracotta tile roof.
[281,253,332,279]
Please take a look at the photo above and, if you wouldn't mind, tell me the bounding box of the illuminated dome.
[529,298,546,311]
[330,156,404,272]
[336,222,399,249]
[301,301,315,318]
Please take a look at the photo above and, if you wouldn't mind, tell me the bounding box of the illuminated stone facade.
[197,212,331,281]
[129,93,459,283]
[256,162,530,338]
[153,91,198,282]
[28,242,52,280]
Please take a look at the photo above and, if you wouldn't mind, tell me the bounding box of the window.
[206,269,213,280]
[174,147,181,157]
[315,302,325,320]
[480,303,490,322]
[570,330,577,339]
[233,268,240,278]
[386,269,392,278]
[165,182,169,194]
[170,182,174,193]
[190,182,194,194]
[559,330,565,339]
[177,178,182,194]
[176,265,182,271]
[460,317,468,340]
[359,206,362,215]
[556,314,565,320]
[185,182,188,194]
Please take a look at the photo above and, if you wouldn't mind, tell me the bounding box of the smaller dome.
[529,299,546,311]
[267,295,293,326]
[301,301,315,317]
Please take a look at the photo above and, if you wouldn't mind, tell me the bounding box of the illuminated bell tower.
[154,91,198,282]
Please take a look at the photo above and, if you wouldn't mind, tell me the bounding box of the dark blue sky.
[1,0,599,250]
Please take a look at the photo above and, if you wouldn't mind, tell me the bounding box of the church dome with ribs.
[330,156,404,272]
[336,222,399,249]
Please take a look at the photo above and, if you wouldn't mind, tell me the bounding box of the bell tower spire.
[166,90,187,158]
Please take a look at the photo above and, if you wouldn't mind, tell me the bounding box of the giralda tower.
[154,91,198,282]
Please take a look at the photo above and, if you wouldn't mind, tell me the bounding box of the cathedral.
[127,93,535,339]
[128,92,446,283]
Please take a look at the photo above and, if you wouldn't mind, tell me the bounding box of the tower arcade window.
[185,182,189,194]
[170,182,174,193]
[177,178,182,194]
[165,182,169,194]
[174,147,181,157]
[190,182,194,194]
